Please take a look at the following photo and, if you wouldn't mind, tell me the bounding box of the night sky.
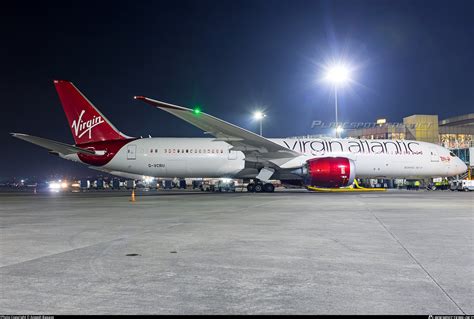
[2,0,473,179]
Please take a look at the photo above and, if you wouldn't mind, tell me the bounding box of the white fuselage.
[63,137,467,179]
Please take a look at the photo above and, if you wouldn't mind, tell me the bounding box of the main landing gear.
[247,181,275,193]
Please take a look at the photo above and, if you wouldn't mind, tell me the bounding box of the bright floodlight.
[335,126,344,133]
[253,111,266,136]
[253,111,265,120]
[143,176,154,183]
[324,64,351,85]
[49,182,60,190]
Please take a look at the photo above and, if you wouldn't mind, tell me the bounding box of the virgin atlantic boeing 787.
[12,81,467,192]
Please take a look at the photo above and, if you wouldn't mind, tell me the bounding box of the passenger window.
[155,149,158,153]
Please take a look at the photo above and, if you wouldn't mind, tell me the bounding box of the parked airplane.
[12,80,467,192]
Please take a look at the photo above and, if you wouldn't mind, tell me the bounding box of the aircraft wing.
[134,96,300,161]
[11,133,95,156]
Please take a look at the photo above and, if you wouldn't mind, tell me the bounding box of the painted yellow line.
[307,186,387,192]
[307,180,387,192]
[353,179,387,191]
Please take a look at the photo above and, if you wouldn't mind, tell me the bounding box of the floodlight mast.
[324,63,351,138]
[253,111,266,136]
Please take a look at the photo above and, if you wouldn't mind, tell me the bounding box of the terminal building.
[344,113,474,167]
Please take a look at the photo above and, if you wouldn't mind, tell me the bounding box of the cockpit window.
[449,151,456,157]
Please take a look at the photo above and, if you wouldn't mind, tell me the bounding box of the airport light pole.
[254,111,266,136]
[324,63,351,138]
[335,85,338,136]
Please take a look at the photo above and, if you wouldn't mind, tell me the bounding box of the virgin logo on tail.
[71,110,105,139]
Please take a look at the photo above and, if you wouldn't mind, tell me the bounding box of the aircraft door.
[228,147,237,160]
[127,145,137,160]
[429,147,439,162]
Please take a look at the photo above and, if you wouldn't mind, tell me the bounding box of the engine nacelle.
[304,157,355,188]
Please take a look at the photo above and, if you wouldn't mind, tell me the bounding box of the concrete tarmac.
[0,189,473,314]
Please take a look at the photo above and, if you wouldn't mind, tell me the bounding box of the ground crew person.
[414,180,420,190]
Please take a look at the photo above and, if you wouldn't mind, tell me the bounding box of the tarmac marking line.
[0,197,279,269]
[0,236,128,269]
[0,220,183,269]
[358,196,466,315]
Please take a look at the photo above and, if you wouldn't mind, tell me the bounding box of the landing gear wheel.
[247,183,255,192]
[263,183,275,193]
[254,183,263,192]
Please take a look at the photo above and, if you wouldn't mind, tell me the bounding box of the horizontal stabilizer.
[11,133,95,155]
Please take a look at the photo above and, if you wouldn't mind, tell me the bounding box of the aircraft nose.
[456,159,468,175]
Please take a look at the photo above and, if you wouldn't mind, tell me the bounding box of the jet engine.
[302,157,355,188]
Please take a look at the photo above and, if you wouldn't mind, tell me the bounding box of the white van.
[457,179,474,192]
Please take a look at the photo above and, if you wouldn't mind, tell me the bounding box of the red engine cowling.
[304,157,355,188]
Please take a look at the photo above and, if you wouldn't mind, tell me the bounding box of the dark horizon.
[2,0,473,178]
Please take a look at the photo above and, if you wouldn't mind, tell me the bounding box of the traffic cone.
[130,189,136,202]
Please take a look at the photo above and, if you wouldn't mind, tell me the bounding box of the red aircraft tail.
[54,80,128,145]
